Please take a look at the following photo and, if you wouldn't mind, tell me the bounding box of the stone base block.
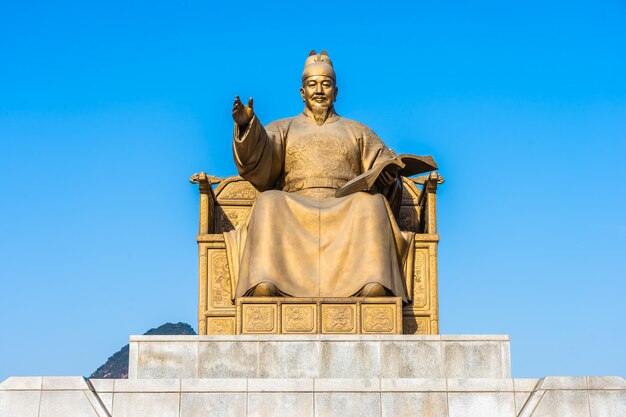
[128,334,511,379]
[236,297,403,335]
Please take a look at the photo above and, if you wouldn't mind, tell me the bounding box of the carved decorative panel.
[282,304,316,333]
[415,317,430,335]
[404,317,429,334]
[322,304,356,333]
[413,249,428,309]
[199,238,235,335]
[429,250,438,332]
[362,305,395,333]
[217,181,258,201]
[430,320,438,335]
[241,304,277,334]
[209,252,232,308]
[207,317,235,335]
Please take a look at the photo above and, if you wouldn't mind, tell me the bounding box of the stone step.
[1,376,624,417]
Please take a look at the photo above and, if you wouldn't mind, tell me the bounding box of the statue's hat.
[302,50,336,82]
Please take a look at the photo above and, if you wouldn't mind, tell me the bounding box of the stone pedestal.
[1,335,625,417]
[128,334,511,379]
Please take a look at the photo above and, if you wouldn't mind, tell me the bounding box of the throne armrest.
[190,172,221,234]
[414,172,444,234]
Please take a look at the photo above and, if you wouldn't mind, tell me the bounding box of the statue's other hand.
[375,166,400,190]
[232,96,255,128]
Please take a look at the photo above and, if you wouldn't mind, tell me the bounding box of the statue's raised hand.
[232,96,254,128]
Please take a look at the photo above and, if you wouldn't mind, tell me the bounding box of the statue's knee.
[358,282,387,297]
[251,282,279,297]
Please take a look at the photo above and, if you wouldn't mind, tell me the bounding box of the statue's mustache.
[311,95,330,107]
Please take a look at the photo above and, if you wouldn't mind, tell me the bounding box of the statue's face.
[300,75,338,111]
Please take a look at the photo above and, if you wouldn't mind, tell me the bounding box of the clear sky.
[0,1,625,381]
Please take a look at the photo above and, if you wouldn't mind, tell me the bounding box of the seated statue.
[224,50,434,302]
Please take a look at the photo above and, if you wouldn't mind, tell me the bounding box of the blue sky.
[0,1,625,380]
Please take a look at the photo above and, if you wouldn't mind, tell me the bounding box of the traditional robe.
[225,108,414,301]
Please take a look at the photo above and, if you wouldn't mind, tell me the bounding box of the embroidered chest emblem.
[285,133,358,180]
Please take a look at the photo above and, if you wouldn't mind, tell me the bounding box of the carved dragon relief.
[210,252,233,307]
[244,306,275,332]
[283,305,315,332]
[363,306,394,332]
[413,250,427,308]
[323,305,355,332]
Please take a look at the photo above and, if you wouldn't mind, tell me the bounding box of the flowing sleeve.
[358,124,404,214]
[232,116,286,191]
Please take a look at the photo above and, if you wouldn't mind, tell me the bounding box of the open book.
[335,154,438,197]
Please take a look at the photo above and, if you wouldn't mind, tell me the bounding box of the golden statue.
[224,50,436,302]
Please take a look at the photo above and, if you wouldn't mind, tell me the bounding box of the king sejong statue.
[225,50,437,302]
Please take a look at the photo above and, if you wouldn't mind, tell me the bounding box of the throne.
[191,172,442,335]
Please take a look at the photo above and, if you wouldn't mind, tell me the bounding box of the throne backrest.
[211,176,425,234]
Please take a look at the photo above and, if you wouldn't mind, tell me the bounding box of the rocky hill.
[90,322,196,379]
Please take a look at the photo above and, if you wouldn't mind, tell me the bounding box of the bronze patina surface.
[226,50,417,301]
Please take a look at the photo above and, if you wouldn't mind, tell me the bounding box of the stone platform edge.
[129,334,511,342]
[1,376,625,417]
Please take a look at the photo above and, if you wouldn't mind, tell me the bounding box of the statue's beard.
[311,103,330,126]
